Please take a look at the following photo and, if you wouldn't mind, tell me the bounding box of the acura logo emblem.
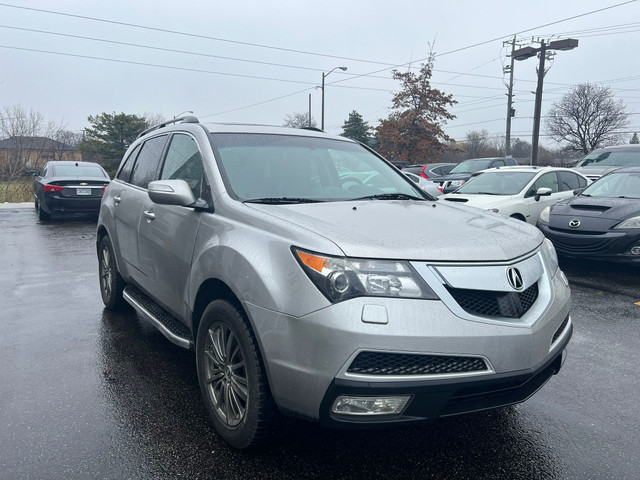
[507,267,524,291]
[569,219,580,228]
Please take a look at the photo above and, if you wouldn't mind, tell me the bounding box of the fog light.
[630,246,640,255]
[331,395,410,415]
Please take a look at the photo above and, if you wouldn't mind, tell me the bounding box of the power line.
[0,2,398,67]
[0,44,318,85]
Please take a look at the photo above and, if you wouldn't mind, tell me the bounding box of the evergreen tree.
[631,132,639,144]
[340,110,372,144]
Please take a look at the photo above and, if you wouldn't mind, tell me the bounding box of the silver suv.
[97,116,572,448]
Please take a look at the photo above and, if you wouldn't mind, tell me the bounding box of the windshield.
[575,150,640,169]
[455,171,537,195]
[209,134,427,202]
[449,159,493,174]
[52,165,107,177]
[581,171,640,199]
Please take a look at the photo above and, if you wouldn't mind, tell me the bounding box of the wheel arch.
[192,279,245,345]
[510,213,527,222]
[191,278,276,398]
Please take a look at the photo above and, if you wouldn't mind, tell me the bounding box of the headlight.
[450,180,465,187]
[539,206,551,224]
[293,248,439,303]
[614,216,640,229]
[541,238,559,274]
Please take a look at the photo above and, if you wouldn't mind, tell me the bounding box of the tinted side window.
[117,144,142,183]
[130,135,168,189]
[557,171,581,191]
[493,160,506,167]
[533,172,559,193]
[160,134,205,198]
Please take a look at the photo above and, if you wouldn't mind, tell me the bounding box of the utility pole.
[512,37,578,165]
[531,40,548,166]
[504,36,517,156]
[308,94,312,128]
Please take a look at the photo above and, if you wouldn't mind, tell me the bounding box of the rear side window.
[160,134,205,199]
[117,144,142,183]
[129,135,168,189]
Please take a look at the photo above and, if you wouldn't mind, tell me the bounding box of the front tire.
[196,300,275,449]
[98,235,127,310]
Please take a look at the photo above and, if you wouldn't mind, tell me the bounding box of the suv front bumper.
[319,324,570,427]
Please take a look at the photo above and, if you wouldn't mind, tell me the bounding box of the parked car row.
[442,166,590,225]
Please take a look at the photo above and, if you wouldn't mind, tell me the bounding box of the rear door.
[112,135,168,282]
[137,133,206,319]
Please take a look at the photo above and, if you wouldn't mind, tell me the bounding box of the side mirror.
[148,180,196,207]
[534,187,552,202]
[573,187,585,196]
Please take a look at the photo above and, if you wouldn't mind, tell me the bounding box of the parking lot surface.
[1,205,639,479]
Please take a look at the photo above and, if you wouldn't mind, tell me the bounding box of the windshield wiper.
[350,193,426,201]
[244,197,323,204]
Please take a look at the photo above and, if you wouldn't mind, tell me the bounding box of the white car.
[442,166,590,224]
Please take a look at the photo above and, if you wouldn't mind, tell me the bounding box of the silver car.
[97,116,572,449]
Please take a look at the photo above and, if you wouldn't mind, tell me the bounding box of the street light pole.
[321,66,347,131]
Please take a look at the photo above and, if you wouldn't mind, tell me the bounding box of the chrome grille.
[347,351,488,376]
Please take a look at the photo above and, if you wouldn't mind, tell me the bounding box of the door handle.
[143,210,156,221]
[113,195,121,204]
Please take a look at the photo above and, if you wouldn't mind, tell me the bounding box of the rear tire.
[196,299,275,449]
[98,235,127,310]
[37,200,50,221]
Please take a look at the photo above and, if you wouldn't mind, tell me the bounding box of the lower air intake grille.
[446,282,539,319]
[347,351,488,376]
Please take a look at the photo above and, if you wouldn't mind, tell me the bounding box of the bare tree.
[545,83,630,154]
[0,106,45,198]
[464,130,490,158]
[283,112,317,129]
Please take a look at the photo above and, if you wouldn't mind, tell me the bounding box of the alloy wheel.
[203,323,249,428]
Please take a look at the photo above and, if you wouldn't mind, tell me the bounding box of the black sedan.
[33,161,110,220]
[537,167,640,263]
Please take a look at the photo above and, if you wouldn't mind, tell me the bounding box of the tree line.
[1,51,635,186]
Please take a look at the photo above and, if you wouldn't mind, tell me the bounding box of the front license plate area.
[76,188,91,195]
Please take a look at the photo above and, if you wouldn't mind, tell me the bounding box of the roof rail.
[137,115,200,139]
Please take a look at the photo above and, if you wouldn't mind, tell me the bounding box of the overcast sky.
[1,0,638,148]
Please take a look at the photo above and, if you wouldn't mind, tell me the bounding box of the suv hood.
[573,166,621,179]
[247,200,542,262]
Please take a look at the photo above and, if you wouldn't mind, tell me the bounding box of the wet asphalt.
[1,205,639,480]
